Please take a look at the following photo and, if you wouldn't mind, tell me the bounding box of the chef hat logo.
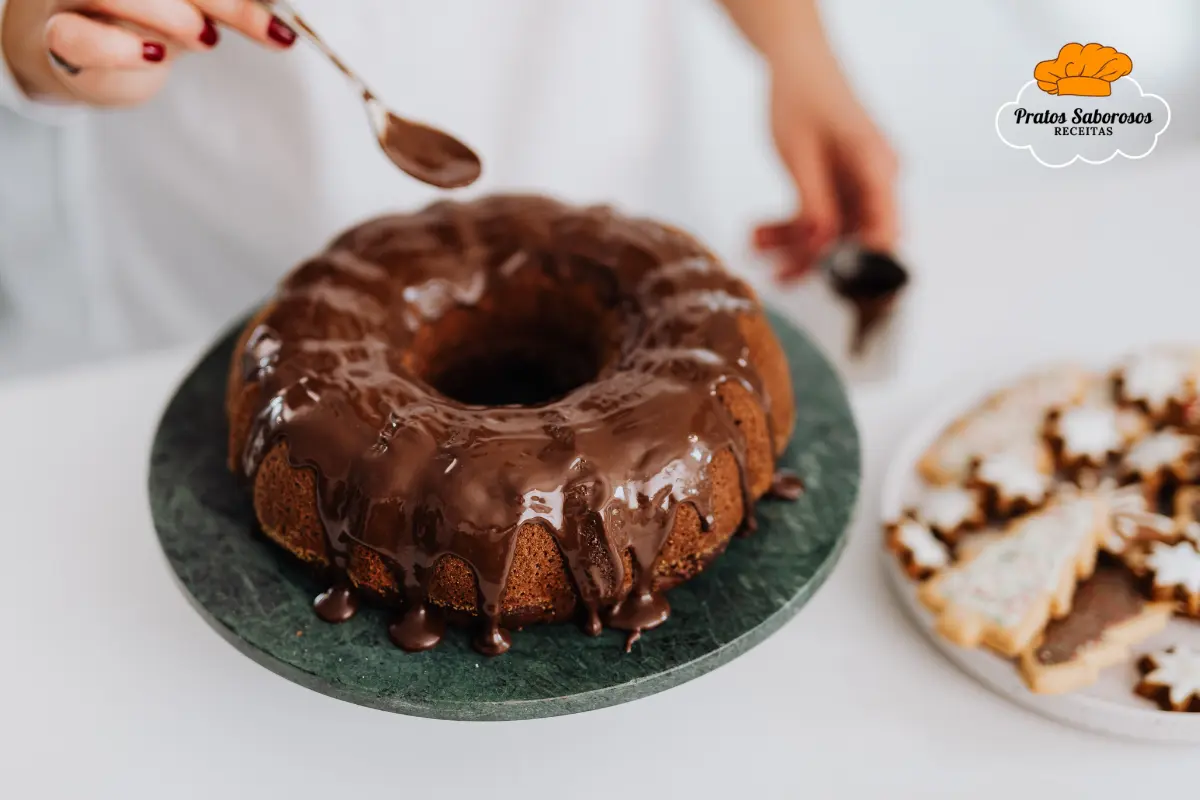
[996,42,1170,168]
[1034,43,1132,97]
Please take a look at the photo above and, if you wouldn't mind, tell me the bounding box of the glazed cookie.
[1044,404,1147,472]
[919,366,1089,484]
[886,518,951,581]
[918,494,1107,657]
[969,445,1054,517]
[1122,430,1199,496]
[1136,647,1200,712]
[907,485,985,544]
[1018,564,1173,695]
[1113,346,1200,422]
[1135,541,1200,616]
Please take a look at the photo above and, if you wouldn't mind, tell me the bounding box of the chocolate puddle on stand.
[767,470,806,501]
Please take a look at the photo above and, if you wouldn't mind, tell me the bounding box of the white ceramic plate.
[881,365,1200,744]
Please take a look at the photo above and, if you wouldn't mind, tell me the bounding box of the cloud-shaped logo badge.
[996,43,1170,168]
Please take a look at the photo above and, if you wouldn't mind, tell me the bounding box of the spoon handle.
[259,0,375,99]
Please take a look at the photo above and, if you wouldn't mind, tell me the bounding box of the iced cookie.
[969,445,1053,517]
[1059,478,1162,555]
[919,366,1089,484]
[1173,487,1200,540]
[1018,564,1173,695]
[955,529,1007,561]
[906,485,985,543]
[1122,430,1199,496]
[886,518,951,580]
[1136,647,1200,712]
[918,494,1107,657]
[1105,510,1178,557]
[1113,346,1200,422]
[1183,398,1200,433]
[1044,404,1146,472]
[1134,541,1200,616]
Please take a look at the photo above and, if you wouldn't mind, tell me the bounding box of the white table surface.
[4,149,1199,798]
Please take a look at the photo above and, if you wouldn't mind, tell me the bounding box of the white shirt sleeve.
[0,0,83,125]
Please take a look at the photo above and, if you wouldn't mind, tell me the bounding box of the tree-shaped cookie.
[919,495,1107,657]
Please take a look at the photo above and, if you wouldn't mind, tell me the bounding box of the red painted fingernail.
[143,41,166,62]
[752,222,793,252]
[199,18,219,47]
[267,16,296,46]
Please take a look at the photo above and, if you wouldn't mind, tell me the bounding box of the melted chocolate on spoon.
[374,105,483,190]
[282,7,482,189]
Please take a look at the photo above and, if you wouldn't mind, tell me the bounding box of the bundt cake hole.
[411,275,618,407]
[428,341,599,406]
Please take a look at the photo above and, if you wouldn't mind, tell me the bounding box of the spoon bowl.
[364,97,482,189]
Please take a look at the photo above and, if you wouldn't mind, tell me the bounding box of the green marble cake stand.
[148,310,859,721]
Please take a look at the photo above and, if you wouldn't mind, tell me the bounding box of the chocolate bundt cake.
[226,195,796,655]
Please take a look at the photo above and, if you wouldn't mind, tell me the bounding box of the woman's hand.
[717,0,900,283]
[2,0,298,107]
[756,59,899,282]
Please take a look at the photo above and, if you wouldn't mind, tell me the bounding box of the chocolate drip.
[388,601,445,652]
[767,470,806,501]
[313,584,358,623]
[583,607,603,637]
[607,587,671,633]
[237,196,780,655]
[473,620,513,657]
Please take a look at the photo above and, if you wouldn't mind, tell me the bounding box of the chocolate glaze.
[827,250,908,355]
[1034,564,1145,666]
[767,470,805,501]
[237,195,786,655]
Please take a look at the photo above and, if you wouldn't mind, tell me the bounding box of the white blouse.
[0,0,717,374]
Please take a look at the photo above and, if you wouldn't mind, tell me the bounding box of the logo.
[996,43,1170,167]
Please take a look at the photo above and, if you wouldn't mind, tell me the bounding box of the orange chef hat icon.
[1035,43,1132,97]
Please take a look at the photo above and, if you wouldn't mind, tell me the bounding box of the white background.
[2,3,1200,797]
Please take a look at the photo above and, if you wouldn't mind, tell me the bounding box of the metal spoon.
[262,0,482,189]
